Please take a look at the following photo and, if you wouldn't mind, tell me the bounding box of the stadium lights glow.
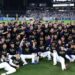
[53,3,74,7]
[53,0,71,2]
[58,10,66,11]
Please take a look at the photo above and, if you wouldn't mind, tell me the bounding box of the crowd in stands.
[26,10,75,20]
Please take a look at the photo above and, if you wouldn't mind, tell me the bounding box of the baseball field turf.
[0,59,75,75]
[0,20,75,25]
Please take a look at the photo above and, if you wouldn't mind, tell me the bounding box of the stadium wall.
[0,17,75,21]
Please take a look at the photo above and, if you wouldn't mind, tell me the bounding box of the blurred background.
[0,0,75,21]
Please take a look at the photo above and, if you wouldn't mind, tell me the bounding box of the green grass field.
[0,60,75,75]
[0,20,75,25]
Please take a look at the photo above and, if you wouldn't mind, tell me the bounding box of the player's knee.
[12,68,16,73]
[48,51,50,54]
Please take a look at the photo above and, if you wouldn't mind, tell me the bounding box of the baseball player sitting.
[38,40,51,60]
[20,38,39,65]
[0,54,16,75]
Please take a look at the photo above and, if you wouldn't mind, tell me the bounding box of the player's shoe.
[23,62,28,66]
[1,73,6,75]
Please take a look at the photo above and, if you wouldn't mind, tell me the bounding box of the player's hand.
[38,52,41,55]
[16,65,20,69]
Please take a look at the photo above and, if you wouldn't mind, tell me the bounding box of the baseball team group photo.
[0,0,75,75]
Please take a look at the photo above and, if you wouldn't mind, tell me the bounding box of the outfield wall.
[0,17,75,21]
[0,17,75,24]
